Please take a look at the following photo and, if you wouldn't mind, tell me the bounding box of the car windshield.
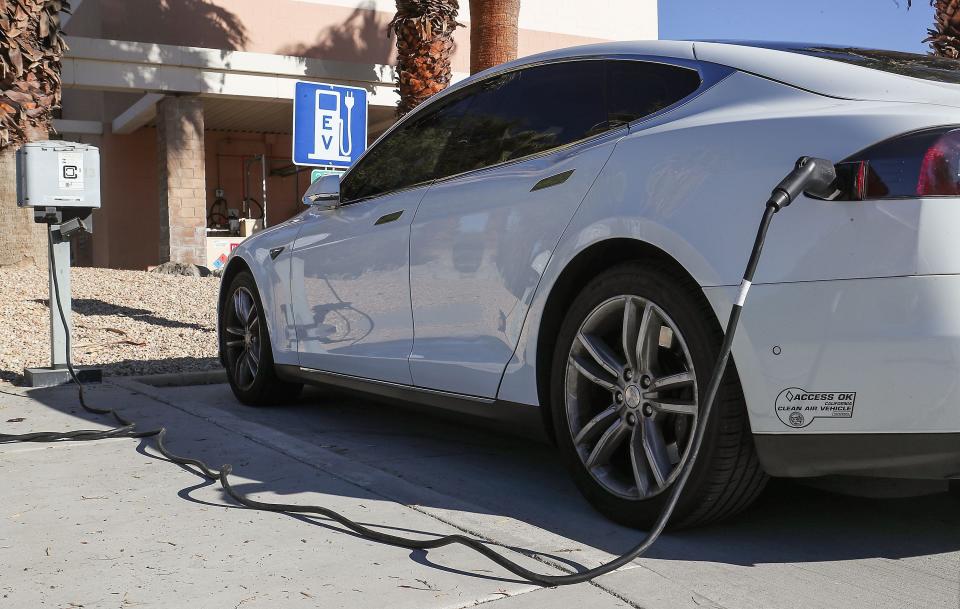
[715,41,960,85]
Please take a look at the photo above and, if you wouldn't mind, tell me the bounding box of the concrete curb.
[130,368,226,387]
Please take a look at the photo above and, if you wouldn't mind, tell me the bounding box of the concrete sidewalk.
[1,380,958,609]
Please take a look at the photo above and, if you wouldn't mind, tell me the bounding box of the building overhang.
[61,36,412,108]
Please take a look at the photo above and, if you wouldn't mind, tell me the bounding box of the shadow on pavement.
[11,381,960,573]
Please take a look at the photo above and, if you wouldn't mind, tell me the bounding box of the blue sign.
[293,81,367,168]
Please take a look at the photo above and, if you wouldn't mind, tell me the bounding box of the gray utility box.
[17,141,101,209]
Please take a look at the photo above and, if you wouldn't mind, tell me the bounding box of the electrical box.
[16,141,101,209]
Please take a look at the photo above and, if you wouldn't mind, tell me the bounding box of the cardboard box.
[206,236,244,272]
[239,218,263,237]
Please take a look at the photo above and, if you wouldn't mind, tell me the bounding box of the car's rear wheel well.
[535,239,706,442]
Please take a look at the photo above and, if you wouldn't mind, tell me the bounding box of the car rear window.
[721,42,960,85]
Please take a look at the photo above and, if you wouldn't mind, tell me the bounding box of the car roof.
[464,40,697,81]
[456,39,960,108]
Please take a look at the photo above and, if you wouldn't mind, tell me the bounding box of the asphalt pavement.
[0,378,957,609]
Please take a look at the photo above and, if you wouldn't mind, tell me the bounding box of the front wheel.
[220,271,303,405]
[550,261,767,529]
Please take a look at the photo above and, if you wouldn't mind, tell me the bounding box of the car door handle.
[374,210,404,225]
[531,169,575,192]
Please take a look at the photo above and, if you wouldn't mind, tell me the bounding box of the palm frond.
[0,0,71,148]
[927,0,960,58]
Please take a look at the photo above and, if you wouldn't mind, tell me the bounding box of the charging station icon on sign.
[293,81,368,168]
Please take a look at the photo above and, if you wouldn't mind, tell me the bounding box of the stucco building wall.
[51,0,657,269]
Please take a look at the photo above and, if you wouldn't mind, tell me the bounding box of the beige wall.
[60,0,657,269]
[87,129,310,270]
[94,127,159,270]
[65,0,633,79]
[204,131,306,229]
[297,0,658,41]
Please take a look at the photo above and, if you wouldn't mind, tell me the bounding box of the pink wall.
[90,129,309,270]
[68,0,607,270]
[204,131,307,229]
[71,1,602,75]
[94,127,160,270]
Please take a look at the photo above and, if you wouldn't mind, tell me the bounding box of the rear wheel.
[551,261,767,528]
[221,271,302,405]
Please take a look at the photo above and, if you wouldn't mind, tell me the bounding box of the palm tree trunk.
[390,1,463,116]
[0,0,70,267]
[0,123,49,267]
[0,145,46,267]
[468,0,520,74]
[929,0,960,57]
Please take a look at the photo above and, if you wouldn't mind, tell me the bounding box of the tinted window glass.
[606,60,701,126]
[790,46,960,85]
[444,61,607,174]
[341,92,471,202]
[720,42,960,85]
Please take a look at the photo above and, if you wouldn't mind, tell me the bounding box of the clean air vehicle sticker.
[774,388,856,428]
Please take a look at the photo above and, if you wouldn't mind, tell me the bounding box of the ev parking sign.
[293,81,368,168]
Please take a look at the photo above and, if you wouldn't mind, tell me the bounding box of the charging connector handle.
[767,156,837,210]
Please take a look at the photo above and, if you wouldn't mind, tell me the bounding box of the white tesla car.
[218,40,960,527]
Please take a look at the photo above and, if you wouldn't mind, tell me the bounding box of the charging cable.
[0,157,837,586]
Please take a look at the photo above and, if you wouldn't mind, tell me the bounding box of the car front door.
[408,59,705,397]
[290,94,470,384]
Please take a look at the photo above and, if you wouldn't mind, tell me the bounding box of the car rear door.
[407,60,622,397]
[407,58,706,398]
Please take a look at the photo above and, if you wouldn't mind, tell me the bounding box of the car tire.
[220,271,303,406]
[550,260,767,529]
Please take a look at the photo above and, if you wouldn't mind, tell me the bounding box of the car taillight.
[832,127,960,200]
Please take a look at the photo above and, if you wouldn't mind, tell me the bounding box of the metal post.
[260,153,268,228]
[48,225,70,369]
[24,222,101,387]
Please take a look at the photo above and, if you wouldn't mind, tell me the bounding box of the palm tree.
[910,0,960,57]
[468,0,520,74]
[928,0,960,57]
[390,0,463,116]
[0,0,71,267]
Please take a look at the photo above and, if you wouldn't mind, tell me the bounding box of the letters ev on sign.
[293,81,368,168]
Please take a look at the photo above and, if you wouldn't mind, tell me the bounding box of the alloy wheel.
[564,295,698,500]
[224,286,262,391]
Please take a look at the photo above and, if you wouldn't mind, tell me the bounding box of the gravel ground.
[0,266,222,384]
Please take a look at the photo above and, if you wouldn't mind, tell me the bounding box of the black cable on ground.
[0,159,824,586]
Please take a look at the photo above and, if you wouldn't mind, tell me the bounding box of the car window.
[340,91,472,203]
[342,59,704,200]
[442,60,607,175]
[605,60,702,127]
[717,42,960,85]
[788,46,960,84]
